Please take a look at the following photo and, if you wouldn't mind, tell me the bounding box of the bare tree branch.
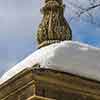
[79,3,100,16]
[65,0,100,27]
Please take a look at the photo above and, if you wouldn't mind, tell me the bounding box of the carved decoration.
[37,0,72,48]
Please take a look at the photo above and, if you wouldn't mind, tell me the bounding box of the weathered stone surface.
[0,67,100,100]
[37,0,72,48]
[0,69,35,100]
[33,68,100,100]
[27,96,55,100]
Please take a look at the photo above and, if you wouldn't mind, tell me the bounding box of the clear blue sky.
[0,0,100,76]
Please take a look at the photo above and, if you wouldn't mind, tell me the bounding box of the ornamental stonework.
[37,0,72,48]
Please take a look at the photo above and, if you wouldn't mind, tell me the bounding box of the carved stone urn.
[37,0,72,48]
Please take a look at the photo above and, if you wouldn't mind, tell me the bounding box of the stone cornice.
[0,67,100,99]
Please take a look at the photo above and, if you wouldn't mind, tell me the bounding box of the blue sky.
[0,0,100,76]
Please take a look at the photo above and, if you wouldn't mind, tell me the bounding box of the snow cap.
[0,41,100,84]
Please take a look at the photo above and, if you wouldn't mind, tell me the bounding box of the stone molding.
[0,67,100,100]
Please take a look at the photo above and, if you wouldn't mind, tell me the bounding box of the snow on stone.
[0,41,100,84]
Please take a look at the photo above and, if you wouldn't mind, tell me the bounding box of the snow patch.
[0,41,100,84]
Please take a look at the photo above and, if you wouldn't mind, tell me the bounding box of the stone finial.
[45,0,62,4]
[37,0,72,48]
